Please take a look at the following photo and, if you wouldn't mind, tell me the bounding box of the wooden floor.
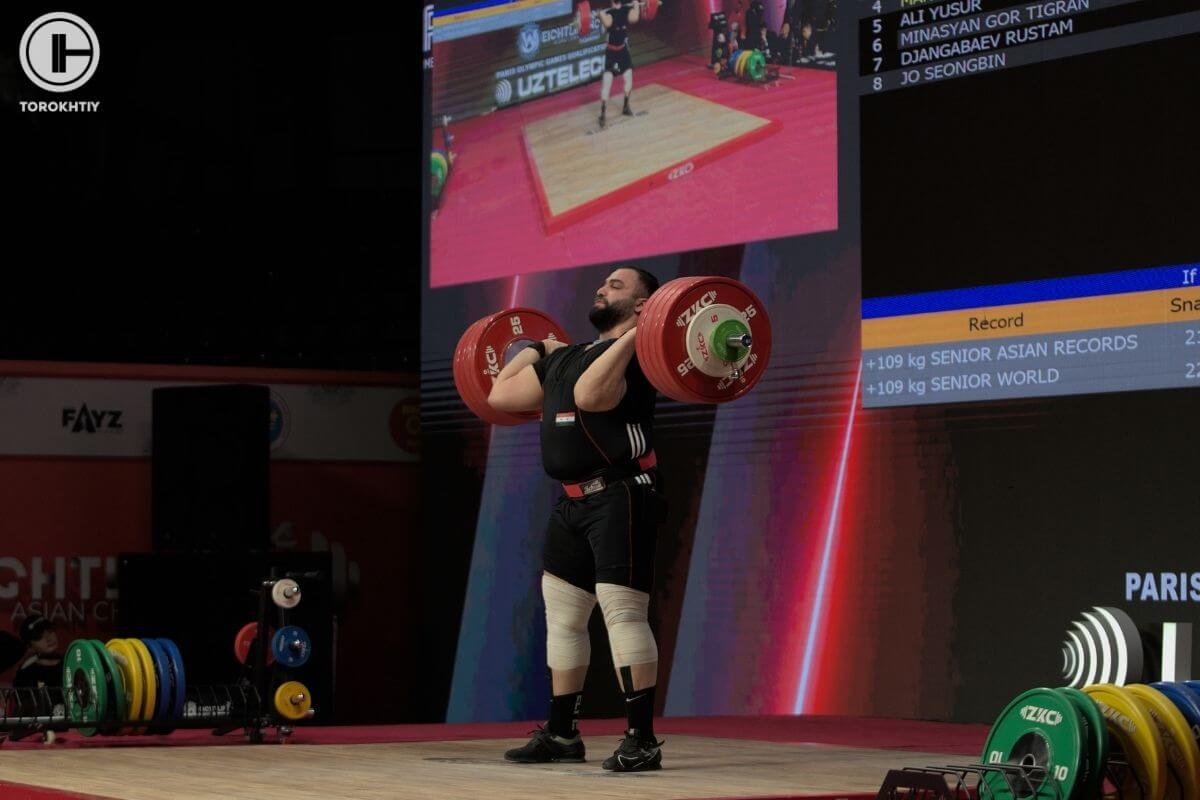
[0,735,951,800]
[522,83,775,221]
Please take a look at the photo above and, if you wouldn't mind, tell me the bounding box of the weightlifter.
[597,0,641,129]
[488,266,667,772]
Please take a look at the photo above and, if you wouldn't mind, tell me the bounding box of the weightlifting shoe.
[504,725,586,763]
[622,99,633,117]
[601,728,664,771]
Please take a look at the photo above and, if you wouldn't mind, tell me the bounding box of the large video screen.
[427,0,839,287]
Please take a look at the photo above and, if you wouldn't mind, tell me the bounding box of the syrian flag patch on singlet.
[556,412,576,427]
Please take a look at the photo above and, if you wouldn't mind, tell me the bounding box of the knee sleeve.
[543,572,596,670]
[596,582,658,668]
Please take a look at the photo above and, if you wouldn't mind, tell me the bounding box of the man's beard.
[589,297,635,332]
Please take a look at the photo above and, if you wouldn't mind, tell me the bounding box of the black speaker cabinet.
[152,384,269,553]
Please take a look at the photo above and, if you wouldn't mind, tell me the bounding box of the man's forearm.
[575,330,636,407]
[495,346,541,384]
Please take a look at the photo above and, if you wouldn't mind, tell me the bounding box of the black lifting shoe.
[504,725,586,763]
[601,728,664,772]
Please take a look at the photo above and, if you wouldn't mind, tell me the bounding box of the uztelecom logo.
[18,12,101,112]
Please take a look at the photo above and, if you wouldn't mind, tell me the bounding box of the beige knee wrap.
[543,573,596,670]
[596,583,658,668]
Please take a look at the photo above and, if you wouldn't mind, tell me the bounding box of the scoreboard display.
[861,264,1200,406]
[856,0,1200,92]
[431,0,573,43]
[857,2,1200,408]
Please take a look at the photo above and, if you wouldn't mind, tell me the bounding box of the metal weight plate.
[235,622,276,666]
[578,0,592,36]
[643,0,659,21]
[105,639,145,732]
[1058,691,1097,800]
[636,276,703,403]
[142,638,173,724]
[645,277,710,402]
[431,150,449,177]
[156,639,187,720]
[127,638,157,725]
[643,275,700,391]
[1127,685,1199,800]
[1058,687,1110,800]
[271,578,301,610]
[272,626,312,669]
[63,639,106,736]
[749,51,766,81]
[639,276,755,403]
[452,308,570,426]
[980,687,1085,800]
[636,276,772,404]
[1151,683,1200,750]
[1085,684,1167,800]
[274,681,313,721]
[88,640,126,735]
[452,314,501,421]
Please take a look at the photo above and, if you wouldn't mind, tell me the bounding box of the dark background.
[0,3,424,725]
[0,3,423,370]
[860,31,1200,298]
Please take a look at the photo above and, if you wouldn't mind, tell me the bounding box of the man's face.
[589,268,646,332]
[31,629,57,656]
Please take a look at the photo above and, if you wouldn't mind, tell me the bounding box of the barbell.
[578,0,660,37]
[452,276,771,425]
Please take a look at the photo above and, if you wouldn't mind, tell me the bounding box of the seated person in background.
[787,22,815,63]
[810,0,835,57]
[14,615,62,690]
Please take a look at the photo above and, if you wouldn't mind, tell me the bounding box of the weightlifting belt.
[562,451,656,498]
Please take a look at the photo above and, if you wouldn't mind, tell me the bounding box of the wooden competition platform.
[522,83,782,233]
[0,716,987,800]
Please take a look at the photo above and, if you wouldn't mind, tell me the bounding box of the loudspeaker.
[152,384,270,552]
